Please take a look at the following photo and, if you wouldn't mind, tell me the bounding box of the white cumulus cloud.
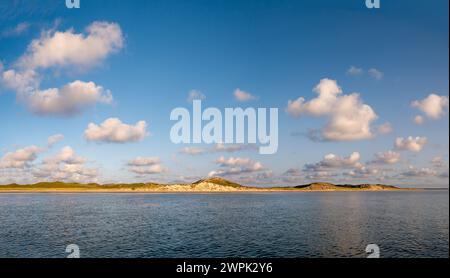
[0,21,123,117]
[126,156,166,175]
[371,150,401,165]
[286,79,378,141]
[412,94,449,120]
[18,21,123,70]
[43,146,86,165]
[395,137,427,152]
[400,166,438,178]
[26,80,112,116]
[208,156,264,177]
[0,146,42,169]
[127,157,161,167]
[128,165,166,175]
[234,88,257,102]
[344,166,379,179]
[304,151,362,172]
[84,118,148,143]
[33,146,98,183]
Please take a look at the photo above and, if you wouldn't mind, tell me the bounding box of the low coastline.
[0,177,417,193]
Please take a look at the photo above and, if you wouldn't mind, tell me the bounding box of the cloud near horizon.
[0,134,69,170]
[0,145,42,169]
[400,166,439,178]
[371,150,401,165]
[126,156,167,175]
[180,143,257,155]
[33,146,98,183]
[208,156,264,177]
[304,151,362,172]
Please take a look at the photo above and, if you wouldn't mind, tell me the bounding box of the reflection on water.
[0,191,448,258]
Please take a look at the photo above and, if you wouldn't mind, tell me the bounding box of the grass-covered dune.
[0,178,407,192]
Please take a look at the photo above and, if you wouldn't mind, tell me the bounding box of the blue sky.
[0,0,448,187]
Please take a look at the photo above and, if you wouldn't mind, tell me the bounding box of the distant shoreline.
[0,177,426,193]
[0,189,424,194]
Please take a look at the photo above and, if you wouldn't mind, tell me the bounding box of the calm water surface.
[0,191,448,258]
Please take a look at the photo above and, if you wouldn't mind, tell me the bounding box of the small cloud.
[127,157,161,167]
[126,156,167,175]
[180,143,257,156]
[284,168,303,177]
[84,118,149,143]
[43,146,85,165]
[400,166,438,178]
[377,122,393,135]
[234,88,257,102]
[395,136,427,152]
[47,134,64,147]
[346,66,364,76]
[413,115,425,125]
[431,156,446,168]
[187,90,205,103]
[371,150,401,165]
[180,147,209,156]
[344,166,379,179]
[368,68,384,80]
[208,156,264,177]
[128,165,166,175]
[412,94,449,120]
[346,66,383,80]
[1,22,30,37]
[304,151,362,172]
[213,143,257,153]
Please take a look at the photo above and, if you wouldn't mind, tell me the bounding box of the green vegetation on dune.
[192,177,248,188]
[294,182,399,191]
[0,182,161,191]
